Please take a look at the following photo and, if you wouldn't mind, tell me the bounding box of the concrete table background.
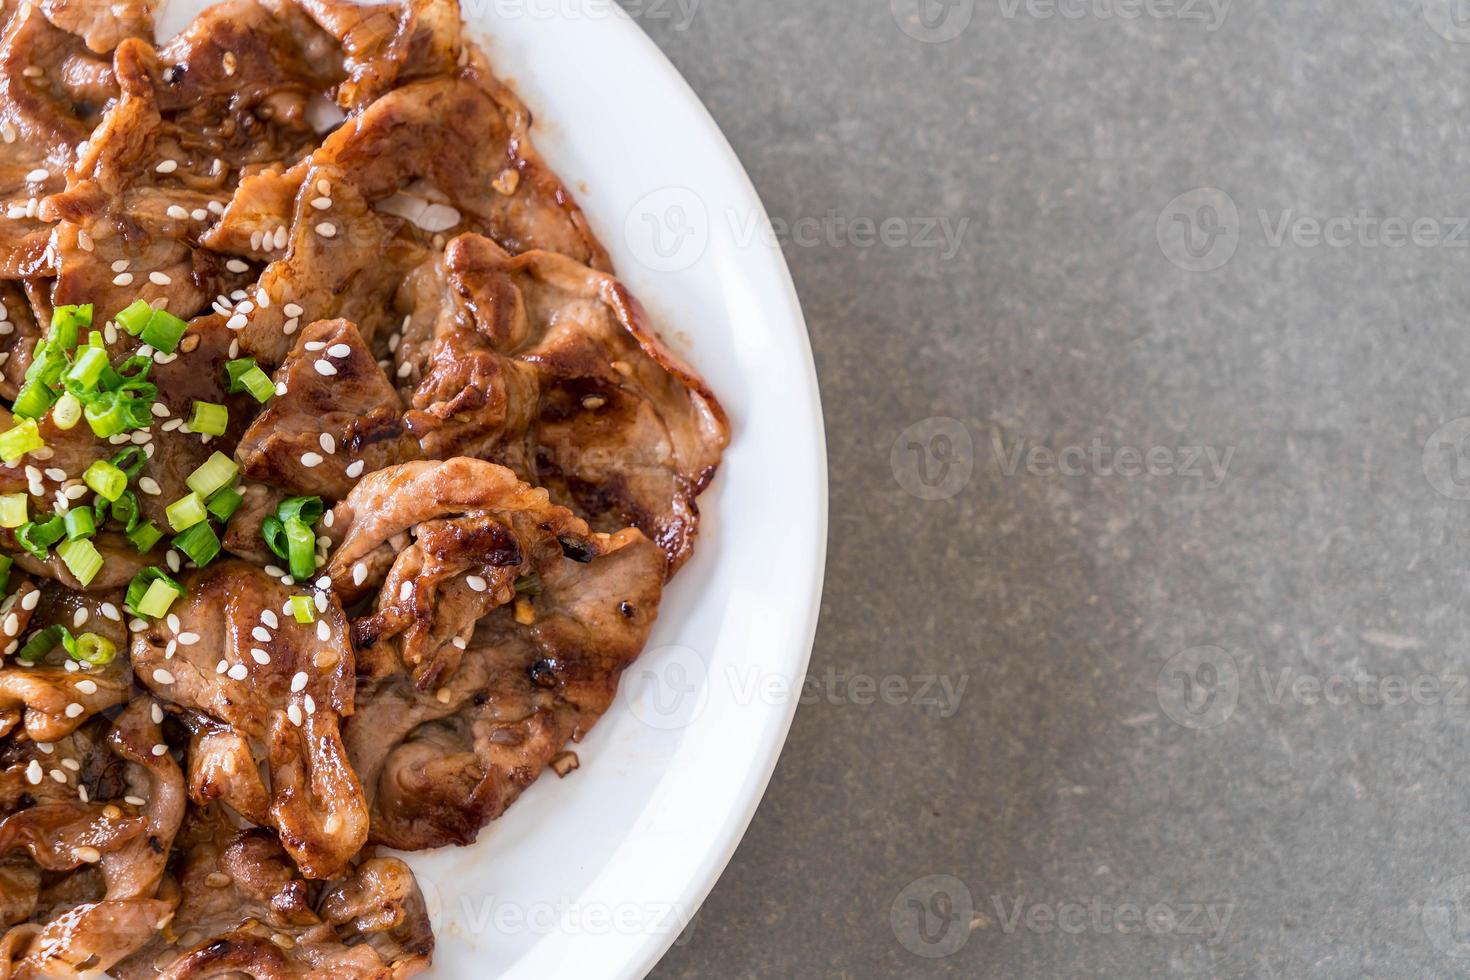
[630,1,1470,977]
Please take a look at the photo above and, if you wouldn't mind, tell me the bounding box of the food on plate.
[0,0,728,974]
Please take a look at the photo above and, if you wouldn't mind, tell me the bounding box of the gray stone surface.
[634,1,1470,977]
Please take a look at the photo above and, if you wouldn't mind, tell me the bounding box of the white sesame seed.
[317,179,331,195]
[156,159,178,174]
[167,614,180,633]
[24,168,46,182]
[301,452,323,468]
[152,669,175,685]
[251,648,271,665]
[64,702,83,718]
[398,581,412,602]
[323,510,336,527]
[284,303,303,318]
[100,603,119,621]
[192,208,208,221]
[316,222,336,238]
[314,360,337,377]
[397,362,413,379]
[452,637,467,650]
[150,403,169,418]
[43,468,65,482]
[25,760,41,785]
[125,795,145,806]
[49,769,65,783]
[466,575,487,593]
[261,610,278,629]
[250,230,262,251]
[113,272,134,286]
[72,608,87,628]
[226,259,249,274]
[77,679,97,695]
[130,619,149,632]
[319,433,335,454]
[290,671,307,693]
[274,226,288,250]
[304,694,316,715]
[20,591,38,611]
[111,259,131,273]
[150,703,164,725]
[227,664,247,680]
[327,343,351,358]
[314,594,327,615]
[352,563,367,586]
[284,318,299,335]
[3,614,18,637]
[149,272,171,286]
[138,477,162,495]
[252,627,272,644]
[275,381,288,396]
[77,785,89,803]
[164,640,176,660]
[311,197,332,210]
[166,551,181,573]
[315,576,331,590]
[61,758,80,772]
[209,200,225,215]
[178,632,198,645]
[161,419,183,432]
[166,205,189,219]
[287,704,303,726]
[265,565,285,578]
[215,659,227,674]
[226,314,247,331]
[236,300,254,315]
[151,743,168,756]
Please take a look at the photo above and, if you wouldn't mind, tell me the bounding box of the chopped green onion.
[51,392,82,430]
[283,517,316,580]
[83,395,129,438]
[0,555,12,594]
[139,309,188,353]
[56,538,103,586]
[109,446,147,480]
[63,507,95,541]
[126,567,184,618]
[289,595,316,624]
[165,492,207,532]
[16,624,65,664]
[0,493,27,529]
[50,304,90,348]
[64,346,109,391]
[186,453,238,499]
[70,631,116,666]
[206,487,243,522]
[0,419,44,463]
[172,521,219,567]
[226,358,274,403]
[11,380,56,420]
[127,521,163,553]
[276,496,324,526]
[189,401,228,437]
[109,490,141,533]
[15,516,65,559]
[116,300,154,336]
[83,460,128,502]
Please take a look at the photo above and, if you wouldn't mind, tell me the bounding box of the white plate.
[153,3,828,978]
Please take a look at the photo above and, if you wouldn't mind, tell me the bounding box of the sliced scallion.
[172,521,220,567]
[165,492,207,533]
[0,419,44,463]
[189,400,228,436]
[56,538,103,587]
[83,459,128,502]
[186,453,238,499]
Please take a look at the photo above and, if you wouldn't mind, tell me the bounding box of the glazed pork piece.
[0,0,726,972]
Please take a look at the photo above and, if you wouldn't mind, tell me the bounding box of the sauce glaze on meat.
[0,0,729,974]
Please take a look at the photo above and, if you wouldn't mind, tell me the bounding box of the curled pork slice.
[0,581,129,741]
[345,525,664,850]
[325,458,593,688]
[36,0,155,54]
[114,807,433,980]
[396,235,729,573]
[237,318,414,499]
[132,562,367,879]
[0,699,185,979]
[295,0,462,110]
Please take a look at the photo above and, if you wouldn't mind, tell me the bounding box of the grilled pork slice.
[0,699,185,979]
[132,561,367,880]
[344,521,664,850]
[113,807,433,980]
